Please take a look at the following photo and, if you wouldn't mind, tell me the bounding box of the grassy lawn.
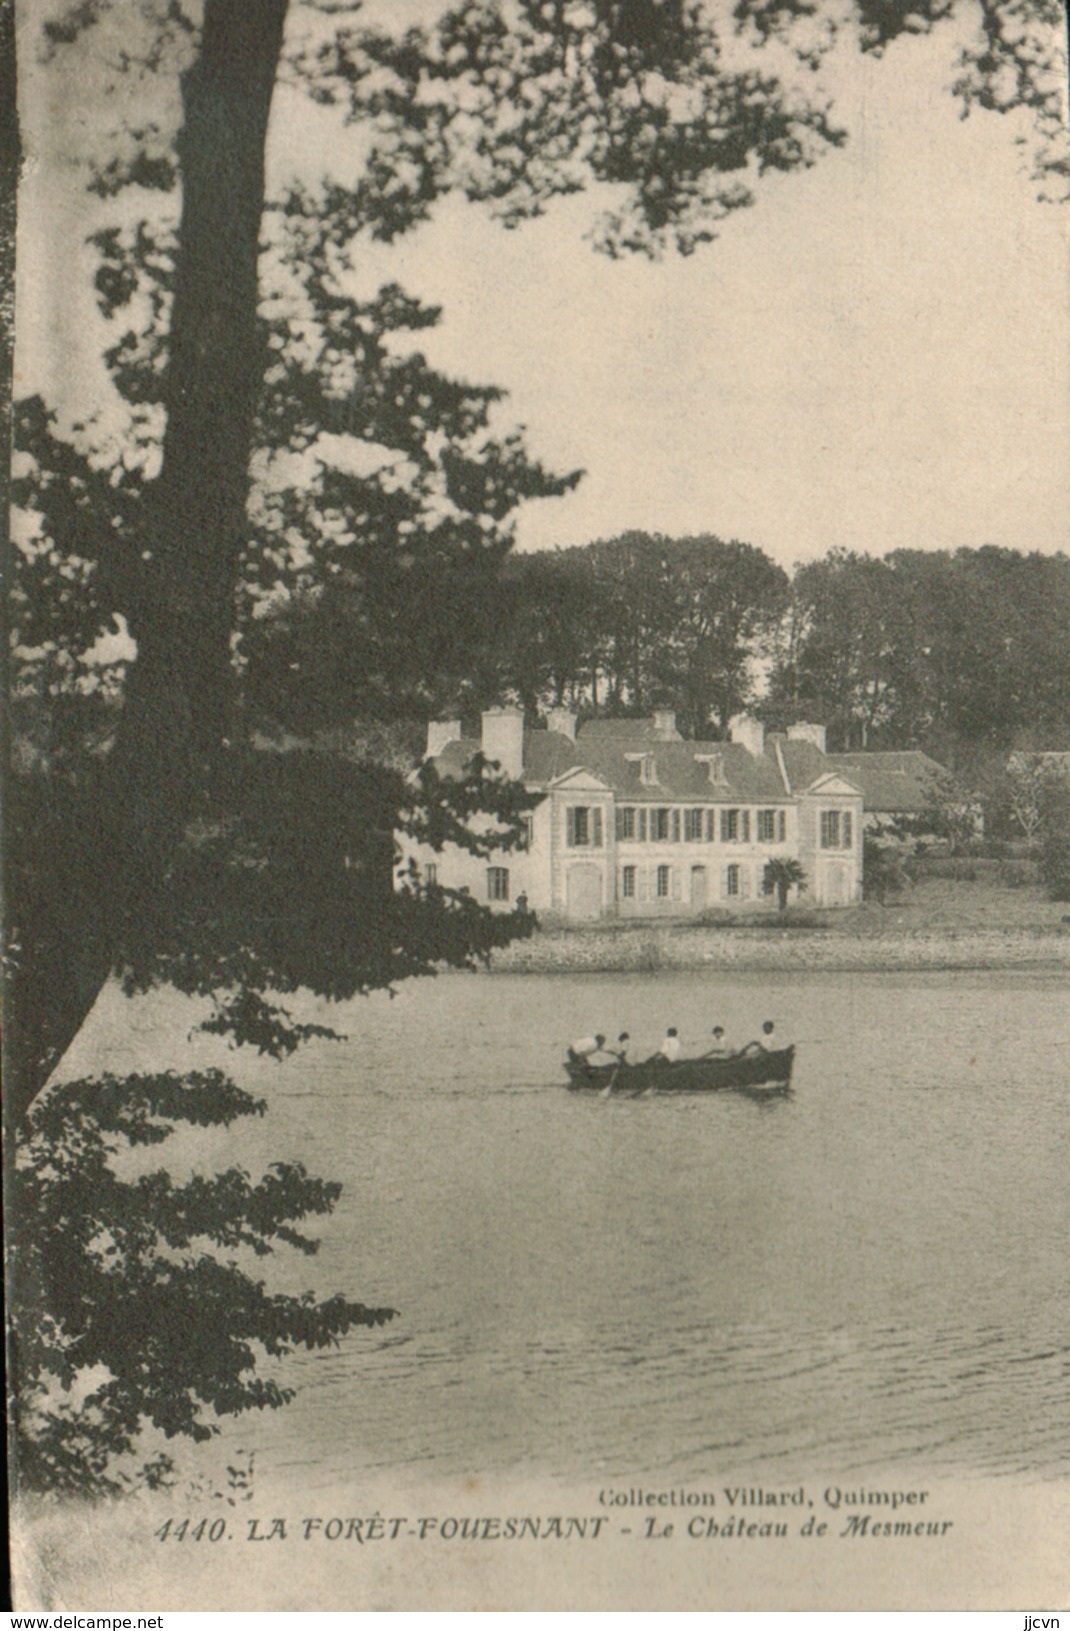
[843,873,1069,935]
[734,867,1068,936]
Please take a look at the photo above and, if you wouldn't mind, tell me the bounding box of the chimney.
[547,707,577,741]
[652,708,678,740]
[729,712,765,757]
[788,721,827,754]
[426,719,462,759]
[481,707,525,778]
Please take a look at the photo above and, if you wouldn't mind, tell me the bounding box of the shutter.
[615,808,624,841]
[778,809,786,842]
[741,810,751,842]
[639,807,647,842]
[706,809,714,842]
[722,865,731,899]
[843,812,853,849]
[671,809,680,842]
[720,810,730,843]
[566,807,576,848]
[592,807,603,847]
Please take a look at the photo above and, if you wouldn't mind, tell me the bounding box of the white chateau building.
[406,708,865,919]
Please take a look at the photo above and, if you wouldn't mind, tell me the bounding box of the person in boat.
[703,1025,732,1059]
[648,1026,682,1064]
[742,1020,780,1053]
[569,1032,609,1064]
[609,1032,631,1062]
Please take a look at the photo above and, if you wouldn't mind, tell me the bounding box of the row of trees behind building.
[247,532,1070,772]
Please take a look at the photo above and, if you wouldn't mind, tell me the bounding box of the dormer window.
[694,753,728,787]
[625,751,658,786]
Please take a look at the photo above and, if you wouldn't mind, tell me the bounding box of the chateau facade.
[407,708,865,919]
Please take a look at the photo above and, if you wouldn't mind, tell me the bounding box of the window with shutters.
[617,806,636,840]
[487,867,510,901]
[424,862,437,886]
[519,815,534,851]
[725,863,740,897]
[757,809,776,843]
[820,810,841,849]
[721,808,739,842]
[684,808,704,842]
[653,808,671,842]
[621,865,636,898]
[566,805,603,847]
[656,864,671,898]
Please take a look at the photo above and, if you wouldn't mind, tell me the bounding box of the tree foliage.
[763,856,806,910]
[488,531,788,729]
[768,546,1070,758]
[862,832,911,904]
[1037,774,1070,901]
[11,1070,395,1495]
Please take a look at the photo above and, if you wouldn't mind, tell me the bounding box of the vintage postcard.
[6,0,1070,1612]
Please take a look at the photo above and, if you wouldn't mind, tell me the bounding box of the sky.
[15,0,1070,572]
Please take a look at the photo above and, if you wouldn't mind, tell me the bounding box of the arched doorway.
[566,864,602,919]
[823,863,848,906]
[690,865,708,910]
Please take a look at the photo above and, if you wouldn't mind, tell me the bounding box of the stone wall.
[489,922,1070,975]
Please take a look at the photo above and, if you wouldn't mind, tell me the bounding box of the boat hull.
[564,1045,795,1094]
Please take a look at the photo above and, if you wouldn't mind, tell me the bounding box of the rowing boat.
[563,1045,795,1094]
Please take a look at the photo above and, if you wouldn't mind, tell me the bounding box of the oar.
[600,1061,622,1100]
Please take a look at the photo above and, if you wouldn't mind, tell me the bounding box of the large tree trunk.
[131,0,289,762]
[6,1,290,1129]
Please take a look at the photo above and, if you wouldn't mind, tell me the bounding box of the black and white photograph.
[5,0,1070,1610]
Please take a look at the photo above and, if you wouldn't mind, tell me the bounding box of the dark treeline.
[447,536,1070,766]
[769,545,1070,763]
[251,531,1070,770]
[491,534,790,740]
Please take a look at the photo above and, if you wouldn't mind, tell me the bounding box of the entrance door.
[567,863,602,919]
[824,863,846,906]
[690,865,708,910]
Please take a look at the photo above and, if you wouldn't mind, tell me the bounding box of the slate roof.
[432,729,793,802]
[432,729,579,786]
[564,736,790,802]
[826,750,949,812]
[579,716,684,742]
[772,736,834,793]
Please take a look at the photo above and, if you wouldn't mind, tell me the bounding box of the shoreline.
[488,922,1070,975]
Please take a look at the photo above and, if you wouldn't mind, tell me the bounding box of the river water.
[64,968,1069,1492]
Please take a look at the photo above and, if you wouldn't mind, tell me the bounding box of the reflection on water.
[63,968,1070,1489]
